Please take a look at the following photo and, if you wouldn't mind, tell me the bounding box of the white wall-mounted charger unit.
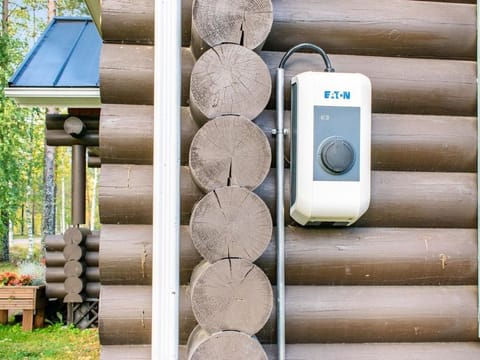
[290,71,371,226]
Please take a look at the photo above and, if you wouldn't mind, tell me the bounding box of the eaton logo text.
[324,90,351,100]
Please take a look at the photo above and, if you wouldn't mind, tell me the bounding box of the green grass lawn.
[0,323,99,360]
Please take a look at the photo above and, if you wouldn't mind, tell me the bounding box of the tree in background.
[1,0,90,261]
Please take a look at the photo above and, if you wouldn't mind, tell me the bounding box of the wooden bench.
[0,285,46,331]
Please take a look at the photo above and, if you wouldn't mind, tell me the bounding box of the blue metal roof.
[9,17,101,88]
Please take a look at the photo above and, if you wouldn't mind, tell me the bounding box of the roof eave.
[84,0,102,35]
[4,87,101,108]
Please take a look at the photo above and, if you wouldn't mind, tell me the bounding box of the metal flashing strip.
[477,0,479,339]
[4,87,100,108]
[151,0,181,358]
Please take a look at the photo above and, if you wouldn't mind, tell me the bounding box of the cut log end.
[187,325,267,360]
[189,44,271,125]
[63,227,91,245]
[190,186,272,262]
[189,115,271,192]
[190,259,273,335]
[191,0,273,58]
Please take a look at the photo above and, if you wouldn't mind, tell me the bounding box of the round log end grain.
[190,259,273,335]
[63,227,90,245]
[189,44,271,125]
[187,325,267,360]
[64,277,85,294]
[189,115,271,192]
[63,244,86,261]
[190,187,272,262]
[191,0,273,58]
[64,261,85,277]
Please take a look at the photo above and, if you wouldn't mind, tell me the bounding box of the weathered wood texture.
[101,343,480,360]
[189,44,271,125]
[100,105,477,173]
[100,0,475,60]
[262,51,477,116]
[263,0,476,59]
[101,0,193,46]
[190,259,273,335]
[99,225,477,286]
[187,326,267,360]
[45,282,99,299]
[190,0,273,59]
[99,165,477,228]
[102,105,477,172]
[189,116,271,192]
[100,45,194,106]
[45,265,96,284]
[99,45,476,115]
[99,285,478,345]
[64,227,91,245]
[100,44,153,105]
[101,0,154,45]
[190,187,272,263]
[45,251,98,267]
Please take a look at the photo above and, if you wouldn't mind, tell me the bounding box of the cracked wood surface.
[189,115,271,192]
[190,186,272,263]
[191,0,273,59]
[187,325,267,359]
[189,259,273,335]
[99,285,478,345]
[189,44,272,125]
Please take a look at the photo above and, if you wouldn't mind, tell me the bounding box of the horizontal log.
[46,114,99,130]
[99,165,477,228]
[45,251,98,267]
[100,104,477,173]
[45,282,100,299]
[101,343,480,360]
[85,267,100,282]
[45,251,66,267]
[99,225,477,286]
[46,267,66,283]
[100,45,194,106]
[98,285,478,345]
[100,0,475,60]
[88,156,101,168]
[46,129,99,146]
[99,45,476,115]
[45,233,100,251]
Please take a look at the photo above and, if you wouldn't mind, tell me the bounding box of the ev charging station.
[289,71,372,225]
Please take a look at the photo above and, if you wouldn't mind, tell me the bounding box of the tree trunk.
[2,0,8,34]
[1,211,8,261]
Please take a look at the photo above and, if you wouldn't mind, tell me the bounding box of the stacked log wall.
[98,0,479,357]
[45,232,100,299]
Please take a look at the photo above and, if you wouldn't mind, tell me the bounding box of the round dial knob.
[319,136,355,175]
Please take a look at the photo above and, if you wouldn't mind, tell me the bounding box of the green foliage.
[0,323,99,359]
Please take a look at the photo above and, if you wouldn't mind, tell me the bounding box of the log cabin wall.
[98,0,479,358]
